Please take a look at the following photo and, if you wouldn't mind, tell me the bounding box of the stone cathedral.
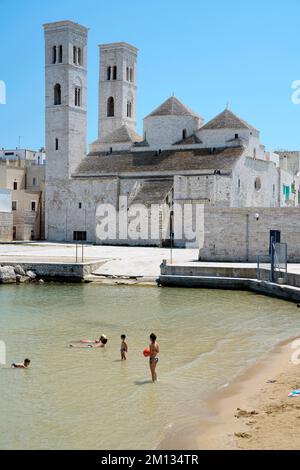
[44,20,294,247]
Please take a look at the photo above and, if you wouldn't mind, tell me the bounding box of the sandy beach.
[159,336,300,450]
[197,338,300,450]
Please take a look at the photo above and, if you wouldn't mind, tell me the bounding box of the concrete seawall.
[0,260,106,281]
[158,275,300,303]
[158,261,300,303]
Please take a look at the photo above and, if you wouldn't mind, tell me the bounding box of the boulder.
[16,274,30,283]
[0,266,16,283]
[38,279,45,284]
[26,270,37,280]
[14,265,26,276]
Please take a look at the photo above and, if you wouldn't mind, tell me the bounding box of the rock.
[14,265,26,276]
[26,270,37,280]
[38,279,45,284]
[16,274,30,283]
[0,266,16,283]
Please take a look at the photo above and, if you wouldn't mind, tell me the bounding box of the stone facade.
[199,207,300,262]
[0,160,45,240]
[43,20,300,251]
[0,212,13,242]
[97,43,138,139]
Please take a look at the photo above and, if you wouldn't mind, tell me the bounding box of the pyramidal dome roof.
[145,96,200,119]
[99,124,143,144]
[200,109,257,131]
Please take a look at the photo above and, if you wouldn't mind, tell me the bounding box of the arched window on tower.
[52,46,57,64]
[58,45,63,63]
[54,83,61,105]
[130,67,133,82]
[182,129,187,140]
[107,66,111,80]
[113,66,117,80]
[75,87,81,107]
[78,47,82,65]
[73,46,77,64]
[127,100,132,118]
[107,97,114,117]
[126,67,129,81]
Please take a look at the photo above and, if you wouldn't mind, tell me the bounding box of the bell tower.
[98,42,138,138]
[44,20,88,181]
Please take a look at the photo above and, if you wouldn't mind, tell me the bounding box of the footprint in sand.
[234,432,251,439]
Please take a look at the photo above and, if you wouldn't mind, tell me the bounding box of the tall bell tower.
[98,42,138,138]
[44,21,88,181]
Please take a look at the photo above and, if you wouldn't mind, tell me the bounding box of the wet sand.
[160,337,300,450]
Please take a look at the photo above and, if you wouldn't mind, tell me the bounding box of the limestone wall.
[143,115,201,147]
[0,212,13,241]
[199,207,300,262]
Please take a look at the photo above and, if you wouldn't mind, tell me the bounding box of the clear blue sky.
[0,0,299,151]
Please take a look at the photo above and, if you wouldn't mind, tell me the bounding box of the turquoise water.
[0,283,299,449]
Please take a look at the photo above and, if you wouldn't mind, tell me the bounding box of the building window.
[253,148,257,159]
[273,184,275,194]
[32,177,37,186]
[52,46,57,64]
[30,230,35,240]
[127,100,132,118]
[254,177,261,191]
[79,202,82,209]
[13,181,18,190]
[107,96,114,117]
[238,178,241,189]
[126,67,129,81]
[77,47,82,65]
[283,184,290,200]
[55,138,59,151]
[73,46,77,64]
[31,201,36,212]
[73,231,87,241]
[107,66,111,80]
[182,129,187,140]
[75,87,81,107]
[12,201,17,211]
[13,226,16,241]
[130,67,133,82]
[54,83,61,105]
[113,66,117,80]
[235,133,239,139]
[58,45,63,63]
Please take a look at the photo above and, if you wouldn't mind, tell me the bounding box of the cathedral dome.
[143,96,203,147]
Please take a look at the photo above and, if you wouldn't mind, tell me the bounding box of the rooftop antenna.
[18,135,23,149]
[226,101,230,110]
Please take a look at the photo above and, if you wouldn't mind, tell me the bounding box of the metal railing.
[257,242,287,283]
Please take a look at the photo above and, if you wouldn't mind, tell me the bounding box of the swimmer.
[149,333,159,383]
[69,335,107,348]
[80,334,106,344]
[120,334,128,361]
[11,358,30,369]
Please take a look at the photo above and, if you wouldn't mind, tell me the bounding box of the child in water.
[11,358,30,369]
[149,333,159,383]
[120,334,128,360]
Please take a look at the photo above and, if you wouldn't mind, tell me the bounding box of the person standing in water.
[120,334,128,360]
[149,333,159,383]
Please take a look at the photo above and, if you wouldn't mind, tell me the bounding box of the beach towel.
[288,389,300,397]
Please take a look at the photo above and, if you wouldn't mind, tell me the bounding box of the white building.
[43,20,300,247]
